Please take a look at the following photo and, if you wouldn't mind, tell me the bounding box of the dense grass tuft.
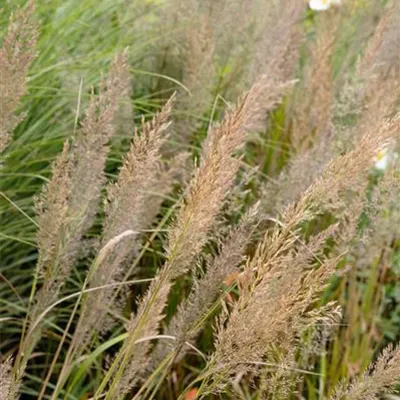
[1,1,399,399]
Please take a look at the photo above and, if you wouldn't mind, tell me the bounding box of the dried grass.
[1,1,400,399]
[0,0,37,153]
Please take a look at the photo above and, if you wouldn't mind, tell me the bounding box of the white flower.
[374,147,398,171]
[375,149,389,170]
[309,0,341,11]
[309,0,331,10]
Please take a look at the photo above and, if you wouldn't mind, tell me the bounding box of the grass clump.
[0,1,399,399]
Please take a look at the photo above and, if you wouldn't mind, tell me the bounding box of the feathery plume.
[75,94,175,352]
[150,205,259,369]
[291,11,340,150]
[67,51,131,239]
[357,2,398,79]
[103,94,175,243]
[165,87,260,279]
[258,346,299,400]
[100,79,288,397]
[11,53,132,386]
[0,357,18,400]
[265,98,399,217]
[358,2,400,126]
[173,12,215,145]
[33,142,74,312]
[249,0,305,85]
[33,51,130,315]
[139,151,191,227]
[0,0,38,153]
[326,163,400,387]
[330,344,400,400]
[335,2,399,149]
[196,114,399,395]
